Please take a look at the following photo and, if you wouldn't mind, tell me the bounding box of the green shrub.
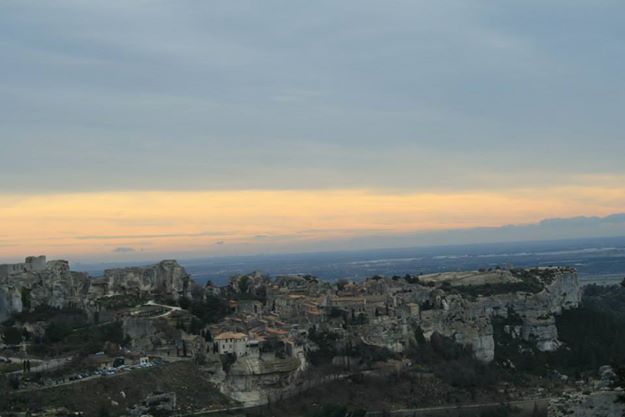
[44,322,73,343]
[2,326,23,345]
[308,404,348,417]
[42,321,129,355]
[494,284,625,374]
[307,328,340,366]
[20,288,31,311]
[189,295,230,324]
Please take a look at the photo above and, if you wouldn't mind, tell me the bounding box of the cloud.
[76,231,229,240]
[214,240,225,245]
[539,213,625,227]
[327,213,625,250]
[115,212,625,258]
[1,1,624,261]
[0,1,624,193]
[112,247,136,253]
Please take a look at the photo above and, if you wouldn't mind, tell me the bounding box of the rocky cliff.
[93,260,193,300]
[0,257,193,321]
[418,268,581,362]
[0,257,91,322]
[215,354,303,406]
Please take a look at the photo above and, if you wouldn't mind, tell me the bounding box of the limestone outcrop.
[94,260,193,300]
[0,257,193,321]
[1,256,581,371]
[420,295,496,362]
[216,354,302,406]
[0,256,90,321]
[417,268,581,362]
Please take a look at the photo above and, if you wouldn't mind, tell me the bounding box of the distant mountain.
[331,213,625,251]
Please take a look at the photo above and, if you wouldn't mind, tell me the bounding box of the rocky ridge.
[417,268,581,362]
[0,256,192,321]
[333,268,581,363]
[1,256,583,408]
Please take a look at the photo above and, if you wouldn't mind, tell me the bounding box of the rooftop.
[215,332,248,341]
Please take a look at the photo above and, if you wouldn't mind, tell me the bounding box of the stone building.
[0,255,47,277]
[215,332,249,357]
[234,299,263,316]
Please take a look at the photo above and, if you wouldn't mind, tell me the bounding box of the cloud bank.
[1,1,624,193]
[1,187,625,262]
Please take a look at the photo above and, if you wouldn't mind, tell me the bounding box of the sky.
[1,1,624,262]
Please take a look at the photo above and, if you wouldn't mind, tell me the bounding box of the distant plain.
[75,236,625,286]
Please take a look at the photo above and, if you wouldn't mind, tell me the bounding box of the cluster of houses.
[206,272,435,361]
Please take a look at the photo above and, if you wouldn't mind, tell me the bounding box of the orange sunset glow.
[2,1,625,265]
[2,185,625,262]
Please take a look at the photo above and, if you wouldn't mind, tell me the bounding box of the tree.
[309,404,348,417]
[204,329,213,342]
[178,297,191,310]
[336,279,349,291]
[613,366,625,403]
[189,296,230,324]
[21,288,32,311]
[44,322,72,343]
[621,277,625,288]
[238,276,251,294]
[261,335,284,354]
[480,404,511,417]
[221,353,236,372]
[414,327,426,345]
[2,326,23,345]
[8,375,20,390]
[188,317,203,334]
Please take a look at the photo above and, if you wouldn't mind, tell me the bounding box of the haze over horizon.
[3,212,625,264]
[2,1,624,262]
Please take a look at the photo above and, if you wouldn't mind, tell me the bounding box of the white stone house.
[215,332,249,357]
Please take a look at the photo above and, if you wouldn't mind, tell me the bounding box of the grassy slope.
[2,361,234,417]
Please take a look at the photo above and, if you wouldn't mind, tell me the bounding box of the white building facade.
[215,332,249,357]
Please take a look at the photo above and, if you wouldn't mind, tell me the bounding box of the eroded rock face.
[122,315,184,352]
[0,257,90,321]
[93,260,193,300]
[418,269,581,362]
[217,354,302,406]
[0,257,194,321]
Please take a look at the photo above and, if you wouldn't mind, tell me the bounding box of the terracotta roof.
[215,332,248,340]
[307,307,321,316]
[266,328,289,336]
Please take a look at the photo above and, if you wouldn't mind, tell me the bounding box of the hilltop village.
[1,256,623,416]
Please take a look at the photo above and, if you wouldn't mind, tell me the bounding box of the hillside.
[2,361,233,416]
